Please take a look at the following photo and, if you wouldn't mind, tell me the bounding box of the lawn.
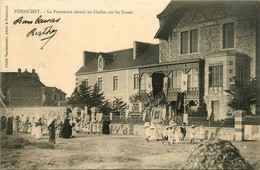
[1,133,259,169]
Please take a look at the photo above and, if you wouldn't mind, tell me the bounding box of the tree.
[89,83,106,108]
[112,97,127,116]
[129,93,141,103]
[225,78,257,114]
[67,81,92,109]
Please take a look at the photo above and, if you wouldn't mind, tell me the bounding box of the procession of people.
[144,117,205,144]
[0,104,207,145]
[0,107,112,144]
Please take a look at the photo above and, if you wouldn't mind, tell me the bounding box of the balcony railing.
[167,87,199,99]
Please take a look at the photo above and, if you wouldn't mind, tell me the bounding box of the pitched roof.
[155,0,260,40]
[45,87,67,95]
[1,70,45,94]
[76,43,159,74]
[10,76,45,88]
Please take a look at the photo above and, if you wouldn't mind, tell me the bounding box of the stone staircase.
[141,90,165,118]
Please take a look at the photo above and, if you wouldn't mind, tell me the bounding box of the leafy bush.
[184,140,253,169]
[225,77,257,114]
[187,102,207,117]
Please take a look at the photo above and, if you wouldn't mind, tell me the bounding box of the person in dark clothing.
[6,117,13,135]
[23,117,29,133]
[0,116,7,132]
[102,117,111,134]
[180,122,187,141]
[48,119,56,144]
[62,119,72,138]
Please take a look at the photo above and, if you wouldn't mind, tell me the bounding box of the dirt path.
[1,134,259,169]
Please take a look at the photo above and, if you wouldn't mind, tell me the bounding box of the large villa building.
[76,1,259,120]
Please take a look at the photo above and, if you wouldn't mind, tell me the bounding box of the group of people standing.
[0,113,112,144]
[144,118,205,144]
[1,115,30,135]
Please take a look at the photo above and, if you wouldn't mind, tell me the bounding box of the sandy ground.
[1,133,260,169]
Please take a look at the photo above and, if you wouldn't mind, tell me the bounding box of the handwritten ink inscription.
[13,15,61,50]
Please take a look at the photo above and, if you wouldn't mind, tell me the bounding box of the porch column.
[234,110,246,141]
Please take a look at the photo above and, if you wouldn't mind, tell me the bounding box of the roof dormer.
[98,54,104,71]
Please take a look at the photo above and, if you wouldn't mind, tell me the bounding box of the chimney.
[32,69,35,73]
[133,41,136,60]
[18,68,21,73]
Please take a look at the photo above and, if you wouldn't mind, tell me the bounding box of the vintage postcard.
[1,0,259,169]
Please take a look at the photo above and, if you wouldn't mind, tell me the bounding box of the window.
[133,74,139,89]
[187,69,198,88]
[140,75,146,91]
[98,57,103,68]
[154,111,160,119]
[229,70,233,74]
[172,70,182,88]
[209,65,223,87]
[181,31,188,54]
[54,95,57,100]
[190,29,198,53]
[229,61,233,65]
[98,77,103,90]
[113,76,118,91]
[223,23,234,49]
[181,29,198,54]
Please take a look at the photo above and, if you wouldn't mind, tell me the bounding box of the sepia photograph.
[0,0,260,169]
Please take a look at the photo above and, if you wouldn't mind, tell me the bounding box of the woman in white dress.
[35,118,43,139]
[30,117,36,136]
[96,121,102,135]
[173,125,180,144]
[92,121,97,134]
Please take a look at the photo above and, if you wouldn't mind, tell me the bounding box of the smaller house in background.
[1,68,67,107]
[44,87,67,106]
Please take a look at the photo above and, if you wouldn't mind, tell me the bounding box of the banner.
[177,93,184,116]
[142,111,146,122]
[147,76,153,93]
[207,108,212,120]
[163,76,168,95]
[125,109,130,119]
[181,72,188,92]
[110,112,113,121]
[162,106,166,120]
[85,115,90,122]
[138,102,143,113]
[96,113,103,122]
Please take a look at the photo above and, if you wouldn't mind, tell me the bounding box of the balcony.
[167,87,199,100]
[208,86,223,96]
[186,87,199,98]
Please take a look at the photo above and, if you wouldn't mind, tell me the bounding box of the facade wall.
[158,9,257,119]
[8,87,45,107]
[160,17,256,78]
[76,69,139,105]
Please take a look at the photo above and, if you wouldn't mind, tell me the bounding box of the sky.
[1,0,171,96]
